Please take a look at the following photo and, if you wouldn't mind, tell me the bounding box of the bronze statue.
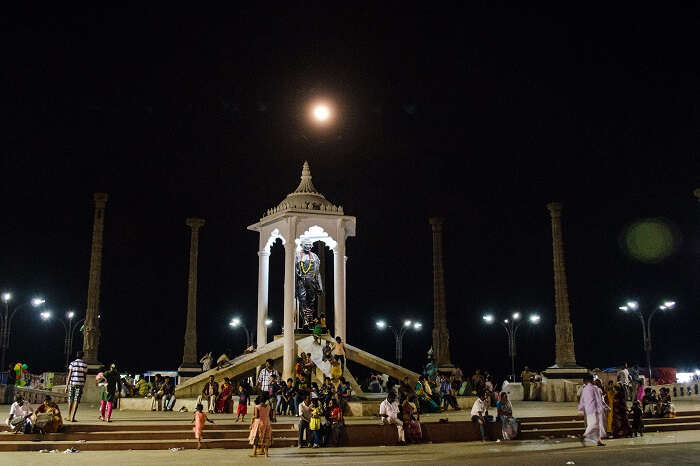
[295,240,323,330]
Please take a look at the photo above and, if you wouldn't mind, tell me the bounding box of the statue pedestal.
[541,365,590,402]
[177,365,202,382]
[501,382,524,401]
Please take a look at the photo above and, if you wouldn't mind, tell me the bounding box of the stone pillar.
[429,218,452,369]
[256,250,270,348]
[547,202,577,367]
[82,192,108,367]
[282,219,297,381]
[333,224,347,341]
[317,242,326,322]
[179,218,205,378]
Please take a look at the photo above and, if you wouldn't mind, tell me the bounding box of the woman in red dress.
[216,378,234,413]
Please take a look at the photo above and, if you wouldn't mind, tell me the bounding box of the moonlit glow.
[2,292,11,303]
[313,104,330,122]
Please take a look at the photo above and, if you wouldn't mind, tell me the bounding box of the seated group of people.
[200,374,250,414]
[641,387,676,418]
[6,395,63,434]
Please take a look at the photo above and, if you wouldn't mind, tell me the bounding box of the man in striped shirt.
[64,350,88,422]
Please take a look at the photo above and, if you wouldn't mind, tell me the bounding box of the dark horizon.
[2,5,698,382]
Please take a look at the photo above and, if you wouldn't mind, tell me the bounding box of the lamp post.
[230,317,271,350]
[40,310,85,369]
[619,300,676,382]
[1,293,45,370]
[375,319,422,366]
[482,312,541,382]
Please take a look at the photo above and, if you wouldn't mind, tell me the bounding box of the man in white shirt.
[297,394,312,448]
[379,392,405,444]
[6,396,33,433]
[470,392,490,441]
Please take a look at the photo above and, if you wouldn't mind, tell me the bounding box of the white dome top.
[263,161,344,218]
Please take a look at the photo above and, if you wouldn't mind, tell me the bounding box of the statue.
[295,240,323,331]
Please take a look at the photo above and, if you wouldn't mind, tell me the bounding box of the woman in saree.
[496,392,519,440]
[415,376,439,413]
[401,394,422,443]
[216,377,234,413]
[611,383,631,438]
[32,396,63,433]
[605,380,616,434]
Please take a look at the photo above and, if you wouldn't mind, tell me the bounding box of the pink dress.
[248,404,272,446]
[193,411,206,439]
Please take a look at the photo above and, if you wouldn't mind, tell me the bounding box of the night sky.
[2,5,698,382]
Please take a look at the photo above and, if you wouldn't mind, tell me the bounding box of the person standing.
[617,363,632,401]
[199,352,213,372]
[297,394,312,448]
[64,350,88,422]
[332,336,346,375]
[256,359,280,394]
[249,395,272,457]
[100,364,121,422]
[578,374,607,446]
[201,375,219,414]
[520,366,533,401]
[380,391,405,444]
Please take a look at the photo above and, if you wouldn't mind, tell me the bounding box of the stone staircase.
[519,410,700,440]
[0,422,297,452]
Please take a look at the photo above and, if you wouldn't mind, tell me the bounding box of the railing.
[648,382,700,400]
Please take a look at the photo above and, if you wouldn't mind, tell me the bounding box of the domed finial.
[294,161,319,194]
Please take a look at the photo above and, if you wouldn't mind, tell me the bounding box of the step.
[1,423,295,433]
[520,422,700,440]
[0,428,297,442]
[0,437,299,452]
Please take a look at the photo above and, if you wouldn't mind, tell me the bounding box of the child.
[192,403,215,450]
[309,399,322,448]
[312,319,322,344]
[630,400,644,436]
[236,384,248,422]
[248,396,272,457]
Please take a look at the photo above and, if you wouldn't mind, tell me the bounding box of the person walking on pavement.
[64,350,88,422]
[578,373,607,446]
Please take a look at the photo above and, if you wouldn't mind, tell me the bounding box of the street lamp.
[230,318,252,349]
[375,319,422,366]
[619,299,676,381]
[0,294,45,369]
[40,310,85,369]
[482,311,541,382]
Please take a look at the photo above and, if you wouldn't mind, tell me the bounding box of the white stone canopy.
[248,161,356,381]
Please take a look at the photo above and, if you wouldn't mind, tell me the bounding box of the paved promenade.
[2,431,700,465]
